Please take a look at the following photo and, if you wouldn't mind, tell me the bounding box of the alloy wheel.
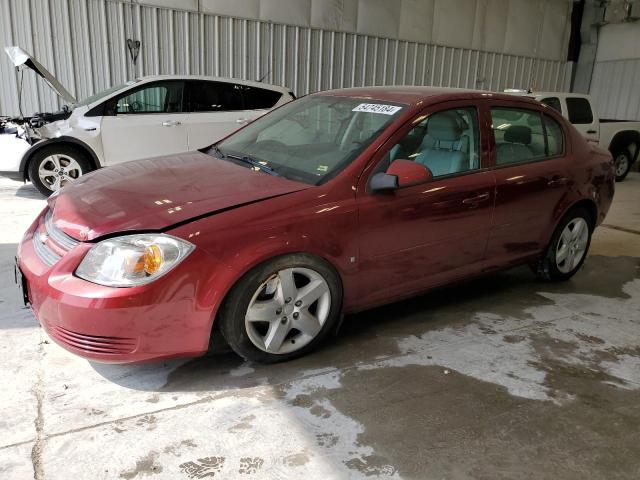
[244,267,331,354]
[555,217,589,274]
[38,154,83,191]
[615,153,629,178]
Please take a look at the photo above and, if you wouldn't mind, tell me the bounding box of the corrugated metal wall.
[588,23,640,121]
[0,0,571,116]
[590,59,640,120]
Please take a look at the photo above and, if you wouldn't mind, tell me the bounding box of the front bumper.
[17,210,218,363]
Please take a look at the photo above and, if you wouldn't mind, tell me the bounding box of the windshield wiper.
[209,144,225,158]
[224,153,281,177]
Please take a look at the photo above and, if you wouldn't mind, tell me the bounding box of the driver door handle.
[462,192,490,208]
[162,120,181,127]
[548,176,568,187]
[587,129,597,134]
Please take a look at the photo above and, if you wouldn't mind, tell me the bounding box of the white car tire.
[28,145,92,197]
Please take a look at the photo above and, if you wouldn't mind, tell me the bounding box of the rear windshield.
[566,97,593,124]
[214,95,405,185]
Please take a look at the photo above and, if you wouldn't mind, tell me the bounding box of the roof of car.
[135,75,292,93]
[317,86,541,107]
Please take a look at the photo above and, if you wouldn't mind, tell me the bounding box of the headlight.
[75,234,194,287]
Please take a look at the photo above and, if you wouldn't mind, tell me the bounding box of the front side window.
[381,107,480,178]
[215,95,404,185]
[566,97,593,124]
[114,81,184,114]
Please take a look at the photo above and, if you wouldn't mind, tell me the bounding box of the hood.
[5,46,77,104]
[49,151,311,241]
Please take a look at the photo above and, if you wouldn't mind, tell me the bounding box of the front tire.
[28,145,92,197]
[613,147,633,182]
[532,207,592,282]
[218,254,342,363]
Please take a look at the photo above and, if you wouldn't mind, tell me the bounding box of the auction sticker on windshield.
[352,103,403,115]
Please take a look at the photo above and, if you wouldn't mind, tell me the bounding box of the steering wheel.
[130,100,143,112]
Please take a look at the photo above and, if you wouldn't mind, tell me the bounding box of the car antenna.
[257,68,271,83]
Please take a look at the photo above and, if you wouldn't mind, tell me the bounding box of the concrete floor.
[1,149,640,479]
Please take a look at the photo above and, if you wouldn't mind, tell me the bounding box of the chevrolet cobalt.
[16,87,615,363]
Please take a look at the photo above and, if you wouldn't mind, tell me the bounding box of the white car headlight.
[76,234,194,287]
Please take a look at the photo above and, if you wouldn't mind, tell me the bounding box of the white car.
[506,89,640,181]
[2,46,294,196]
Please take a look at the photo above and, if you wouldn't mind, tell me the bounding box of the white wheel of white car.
[38,154,83,190]
[613,148,632,182]
[28,145,92,197]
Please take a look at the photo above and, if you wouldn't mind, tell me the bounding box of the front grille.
[45,210,79,250]
[32,233,61,266]
[50,325,137,354]
[33,209,80,267]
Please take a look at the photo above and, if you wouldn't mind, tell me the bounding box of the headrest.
[504,125,531,145]
[427,112,462,142]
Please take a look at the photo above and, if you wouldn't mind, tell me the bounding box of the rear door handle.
[462,192,490,207]
[162,120,181,127]
[548,176,568,187]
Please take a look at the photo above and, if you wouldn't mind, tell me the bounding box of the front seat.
[496,125,534,165]
[415,111,465,176]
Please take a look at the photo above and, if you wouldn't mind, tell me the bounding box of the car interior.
[386,108,479,177]
[491,108,549,165]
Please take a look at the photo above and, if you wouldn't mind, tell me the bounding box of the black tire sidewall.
[539,207,592,281]
[218,254,343,363]
[613,148,632,182]
[28,145,91,197]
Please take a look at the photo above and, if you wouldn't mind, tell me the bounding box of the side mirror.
[370,159,433,192]
[388,159,433,188]
[370,172,398,192]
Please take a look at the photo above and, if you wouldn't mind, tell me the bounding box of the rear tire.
[613,147,633,182]
[218,254,342,363]
[532,207,592,282]
[28,145,92,197]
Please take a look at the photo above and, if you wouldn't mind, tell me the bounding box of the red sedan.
[16,87,615,364]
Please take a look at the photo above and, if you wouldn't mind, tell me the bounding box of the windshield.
[74,81,138,108]
[215,95,405,185]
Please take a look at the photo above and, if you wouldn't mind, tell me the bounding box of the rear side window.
[187,81,244,112]
[491,108,546,165]
[241,86,282,110]
[491,108,565,165]
[541,97,561,113]
[544,115,564,157]
[566,97,593,124]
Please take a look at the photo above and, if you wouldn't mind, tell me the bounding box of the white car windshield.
[215,95,405,185]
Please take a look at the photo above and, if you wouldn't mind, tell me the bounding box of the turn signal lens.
[144,244,163,275]
[76,234,193,287]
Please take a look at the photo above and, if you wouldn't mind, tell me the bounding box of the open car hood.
[5,46,77,104]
